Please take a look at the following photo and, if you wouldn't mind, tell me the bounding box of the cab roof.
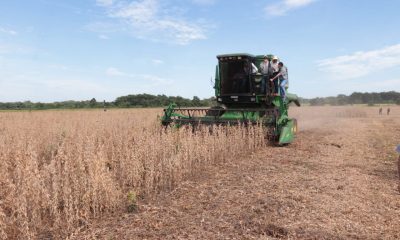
[217,53,255,59]
[217,53,275,60]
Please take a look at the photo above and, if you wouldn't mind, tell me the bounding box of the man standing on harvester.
[259,55,273,94]
[270,62,289,100]
[271,56,279,73]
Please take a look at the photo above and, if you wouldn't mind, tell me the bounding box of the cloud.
[106,67,126,77]
[96,0,114,6]
[0,57,175,102]
[317,43,400,80]
[0,43,32,55]
[364,79,400,88]
[265,0,316,16]
[95,0,207,45]
[85,22,125,33]
[40,79,107,93]
[0,66,108,102]
[98,34,109,40]
[0,44,11,54]
[0,27,17,35]
[192,0,217,6]
[105,67,172,85]
[340,78,400,93]
[152,59,164,65]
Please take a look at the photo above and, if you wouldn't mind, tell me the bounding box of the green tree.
[192,96,201,106]
[89,98,97,108]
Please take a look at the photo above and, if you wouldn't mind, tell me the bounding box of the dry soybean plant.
[0,109,266,239]
[335,108,367,118]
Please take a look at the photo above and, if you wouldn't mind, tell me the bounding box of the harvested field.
[0,106,399,239]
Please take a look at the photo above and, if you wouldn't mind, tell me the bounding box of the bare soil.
[74,106,400,240]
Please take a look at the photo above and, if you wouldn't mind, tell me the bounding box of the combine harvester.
[161,53,300,145]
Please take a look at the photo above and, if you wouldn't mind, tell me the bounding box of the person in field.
[387,108,391,115]
[397,145,400,192]
[379,107,382,115]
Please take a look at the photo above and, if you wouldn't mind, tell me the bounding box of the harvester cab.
[161,53,301,145]
[216,54,266,106]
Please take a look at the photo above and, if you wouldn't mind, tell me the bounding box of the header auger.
[161,53,300,145]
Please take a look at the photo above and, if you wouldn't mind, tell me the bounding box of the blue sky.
[1,0,400,102]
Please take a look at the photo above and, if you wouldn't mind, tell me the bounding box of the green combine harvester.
[161,53,300,145]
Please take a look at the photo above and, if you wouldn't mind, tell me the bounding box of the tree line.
[0,91,398,110]
[302,91,400,106]
[0,94,215,110]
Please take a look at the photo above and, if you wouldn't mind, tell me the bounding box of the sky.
[0,0,400,102]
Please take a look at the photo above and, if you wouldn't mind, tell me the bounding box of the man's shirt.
[271,63,279,73]
[259,61,271,74]
[279,66,288,80]
[251,63,258,74]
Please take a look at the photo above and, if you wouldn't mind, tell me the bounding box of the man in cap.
[270,62,289,100]
[271,56,279,73]
[269,56,280,95]
[259,55,272,93]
